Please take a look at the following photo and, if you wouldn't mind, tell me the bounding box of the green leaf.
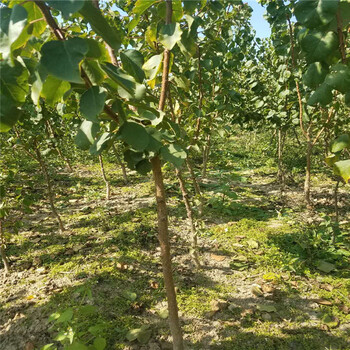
[325,63,350,94]
[121,290,137,301]
[0,5,28,59]
[40,38,88,83]
[301,30,338,63]
[102,63,146,100]
[307,83,332,106]
[133,0,157,15]
[178,30,197,58]
[142,54,163,80]
[325,153,339,167]
[120,50,145,83]
[157,308,169,319]
[0,60,29,104]
[80,86,107,122]
[22,2,46,37]
[56,308,73,323]
[145,23,157,50]
[31,65,48,105]
[118,121,150,151]
[159,23,183,50]
[295,0,339,28]
[136,159,152,175]
[346,92,350,107]
[160,143,187,168]
[47,0,85,19]
[316,260,336,273]
[41,76,71,106]
[93,337,106,350]
[331,134,350,153]
[334,160,350,183]
[302,62,328,88]
[66,342,88,350]
[124,150,144,169]
[138,109,164,126]
[75,120,100,150]
[79,0,122,51]
[82,60,105,85]
[137,326,152,344]
[257,304,277,313]
[85,38,104,59]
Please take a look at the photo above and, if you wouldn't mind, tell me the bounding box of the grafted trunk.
[34,147,65,233]
[0,219,10,274]
[176,169,200,267]
[151,157,184,350]
[99,155,110,200]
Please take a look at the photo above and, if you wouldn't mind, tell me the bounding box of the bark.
[0,219,10,274]
[175,169,200,267]
[304,139,312,207]
[113,144,128,184]
[99,155,111,200]
[151,157,184,350]
[34,146,65,233]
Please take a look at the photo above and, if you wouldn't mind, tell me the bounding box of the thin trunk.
[277,128,285,188]
[0,219,10,274]
[333,179,340,244]
[202,133,211,178]
[46,120,73,172]
[186,159,203,216]
[34,147,65,233]
[175,169,200,267]
[304,139,312,207]
[113,145,128,184]
[151,157,184,350]
[151,1,184,348]
[99,155,110,200]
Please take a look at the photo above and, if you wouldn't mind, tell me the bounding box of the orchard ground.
[1,131,349,350]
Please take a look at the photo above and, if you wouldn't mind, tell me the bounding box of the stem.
[202,133,211,178]
[175,169,200,267]
[99,155,110,200]
[34,143,65,233]
[113,145,128,184]
[150,1,184,348]
[336,10,347,64]
[304,138,312,206]
[0,219,10,274]
[151,157,183,350]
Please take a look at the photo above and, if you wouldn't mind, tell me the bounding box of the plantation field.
[1,134,349,350]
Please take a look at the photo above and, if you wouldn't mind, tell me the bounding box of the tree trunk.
[99,155,110,200]
[151,157,184,350]
[45,120,73,172]
[304,139,312,207]
[175,169,200,267]
[34,147,65,233]
[113,144,128,184]
[0,219,10,274]
[202,133,211,179]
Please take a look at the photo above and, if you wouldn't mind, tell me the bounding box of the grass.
[1,132,349,350]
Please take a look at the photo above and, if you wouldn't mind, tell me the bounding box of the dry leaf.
[316,299,333,306]
[319,283,334,292]
[251,284,264,297]
[262,285,275,294]
[26,295,35,300]
[149,281,159,289]
[210,254,226,262]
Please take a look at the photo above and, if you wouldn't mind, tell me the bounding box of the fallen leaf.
[149,281,159,289]
[262,285,275,294]
[210,254,226,262]
[235,235,245,241]
[319,283,334,292]
[251,284,264,297]
[122,290,137,301]
[241,308,254,317]
[257,304,277,313]
[261,312,272,321]
[316,260,335,273]
[25,341,35,350]
[339,304,349,314]
[26,295,35,300]
[246,239,259,249]
[316,299,333,306]
[322,314,339,328]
